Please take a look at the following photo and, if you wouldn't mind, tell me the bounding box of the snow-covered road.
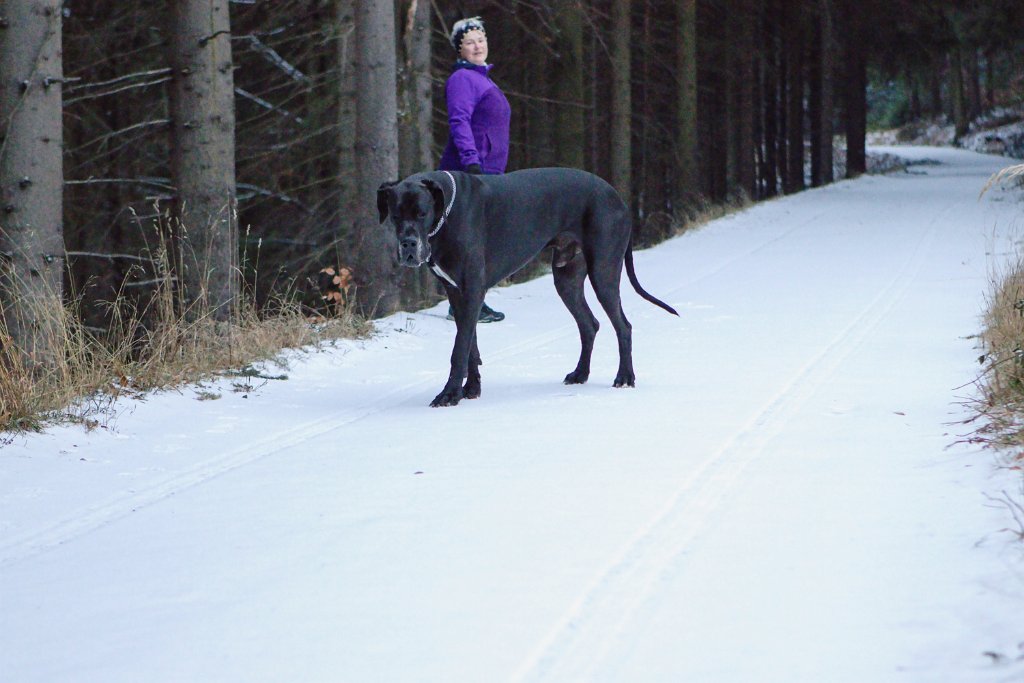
[2,147,1023,682]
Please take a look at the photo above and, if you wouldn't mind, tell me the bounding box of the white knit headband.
[450,17,485,50]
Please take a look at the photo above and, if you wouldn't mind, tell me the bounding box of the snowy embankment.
[867,105,1024,160]
[2,147,1024,682]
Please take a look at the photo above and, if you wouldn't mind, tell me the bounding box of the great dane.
[377,167,678,407]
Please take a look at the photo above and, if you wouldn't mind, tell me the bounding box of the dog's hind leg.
[553,246,600,384]
[588,256,635,388]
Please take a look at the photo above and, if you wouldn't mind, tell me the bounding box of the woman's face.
[459,29,488,66]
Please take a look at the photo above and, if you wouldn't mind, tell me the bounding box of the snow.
[867,105,1024,160]
[3,146,1024,682]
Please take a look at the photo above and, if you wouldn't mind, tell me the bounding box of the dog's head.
[377,177,446,267]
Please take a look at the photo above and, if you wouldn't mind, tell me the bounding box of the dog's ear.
[377,181,398,224]
[420,178,447,221]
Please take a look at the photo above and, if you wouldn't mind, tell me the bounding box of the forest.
[1,0,1023,368]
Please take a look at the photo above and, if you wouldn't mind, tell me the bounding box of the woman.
[440,16,511,323]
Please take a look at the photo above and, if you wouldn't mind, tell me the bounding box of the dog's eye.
[417,210,427,219]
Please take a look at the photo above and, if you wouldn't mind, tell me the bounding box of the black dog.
[377,168,678,407]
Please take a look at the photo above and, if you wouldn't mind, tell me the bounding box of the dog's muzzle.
[398,236,429,267]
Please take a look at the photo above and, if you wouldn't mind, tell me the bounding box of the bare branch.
[236,87,305,125]
[65,251,151,263]
[74,119,170,151]
[65,177,174,191]
[236,182,312,213]
[64,76,173,105]
[122,276,177,289]
[64,67,172,94]
[239,35,310,83]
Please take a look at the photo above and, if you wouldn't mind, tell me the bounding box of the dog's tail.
[625,239,679,316]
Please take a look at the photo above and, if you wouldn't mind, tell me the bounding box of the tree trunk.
[785,3,805,194]
[966,47,982,119]
[351,0,399,316]
[819,0,835,184]
[397,0,434,309]
[0,0,65,364]
[841,0,866,178]
[949,46,969,140]
[707,4,729,202]
[809,7,823,187]
[983,48,995,109]
[168,0,238,320]
[609,0,631,205]
[811,0,837,187]
[676,0,698,205]
[526,41,554,169]
[337,0,357,247]
[906,66,921,120]
[398,0,432,177]
[734,0,757,199]
[928,53,943,115]
[777,22,790,192]
[552,0,585,169]
[762,0,779,197]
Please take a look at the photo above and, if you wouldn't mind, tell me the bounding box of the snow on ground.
[867,105,1024,160]
[2,147,1024,682]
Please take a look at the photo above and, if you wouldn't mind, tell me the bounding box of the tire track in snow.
[0,316,615,567]
[513,203,952,682]
[0,207,824,568]
[0,373,437,568]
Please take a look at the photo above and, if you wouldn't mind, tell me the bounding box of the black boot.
[478,302,505,323]
[447,302,505,323]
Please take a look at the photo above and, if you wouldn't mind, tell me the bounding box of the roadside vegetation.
[970,163,1024,463]
[0,216,368,434]
[0,285,366,434]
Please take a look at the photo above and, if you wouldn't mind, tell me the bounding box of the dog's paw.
[613,372,636,388]
[463,380,482,400]
[430,387,464,407]
[563,370,589,385]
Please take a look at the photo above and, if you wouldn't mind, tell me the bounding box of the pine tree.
[0,0,65,363]
[167,0,239,319]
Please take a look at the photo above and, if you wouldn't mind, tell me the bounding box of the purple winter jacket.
[439,62,511,174]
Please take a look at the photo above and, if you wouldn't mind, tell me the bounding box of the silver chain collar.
[427,171,457,239]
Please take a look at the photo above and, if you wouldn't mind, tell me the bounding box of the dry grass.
[981,163,1024,198]
[0,291,367,433]
[969,164,1024,454]
[673,191,753,236]
[968,245,1024,454]
[0,225,369,433]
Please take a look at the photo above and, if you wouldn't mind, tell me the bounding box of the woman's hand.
[466,163,482,174]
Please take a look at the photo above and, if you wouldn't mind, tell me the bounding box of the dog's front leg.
[463,335,482,400]
[431,290,484,407]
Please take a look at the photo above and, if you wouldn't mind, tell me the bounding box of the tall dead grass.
[970,164,1024,452]
[0,217,368,433]
[972,250,1024,452]
[674,191,753,236]
[981,163,1024,198]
